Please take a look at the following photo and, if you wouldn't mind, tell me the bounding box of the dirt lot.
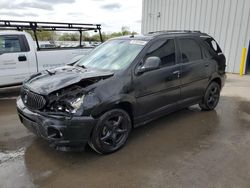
[0,74,250,188]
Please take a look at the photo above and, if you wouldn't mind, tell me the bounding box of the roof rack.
[0,20,103,50]
[148,30,202,34]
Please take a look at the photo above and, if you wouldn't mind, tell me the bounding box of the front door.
[134,38,181,122]
[0,35,30,86]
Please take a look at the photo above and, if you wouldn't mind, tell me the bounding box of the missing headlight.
[69,95,85,113]
[46,85,86,114]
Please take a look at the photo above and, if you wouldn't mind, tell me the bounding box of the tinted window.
[204,38,222,54]
[0,36,21,53]
[201,45,212,58]
[179,38,202,62]
[146,39,176,67]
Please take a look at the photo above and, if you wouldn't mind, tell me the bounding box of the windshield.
[75,39,147,71]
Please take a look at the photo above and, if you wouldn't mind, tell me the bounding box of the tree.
[25,30,56,41]
[121,26,130,35]
[58,33,79,41]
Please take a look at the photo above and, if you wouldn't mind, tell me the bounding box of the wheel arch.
[210,77,222,88]
[91,96,135,126]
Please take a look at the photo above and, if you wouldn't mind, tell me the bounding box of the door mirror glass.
[138,56,161,74]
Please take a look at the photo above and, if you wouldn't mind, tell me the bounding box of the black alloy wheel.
[89,109,132,154]
[199,82,221,111]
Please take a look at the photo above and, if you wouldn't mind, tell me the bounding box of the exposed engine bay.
[44,77,104,114]
[46,85,85,114]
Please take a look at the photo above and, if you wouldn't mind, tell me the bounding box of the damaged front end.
[21,66,114,115]
[47,85,86,114]
[17,66,113,151]
[21,78,102,116]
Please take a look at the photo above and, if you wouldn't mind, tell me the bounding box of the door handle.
[205,63,209,67]
[172,70,181,78]
[18,55,27,62]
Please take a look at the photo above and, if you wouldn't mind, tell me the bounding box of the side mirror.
[137,56,161,74]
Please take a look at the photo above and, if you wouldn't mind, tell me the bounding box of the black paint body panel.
[17,32,226,150]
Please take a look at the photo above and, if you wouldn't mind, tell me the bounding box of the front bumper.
[17,97,97,151]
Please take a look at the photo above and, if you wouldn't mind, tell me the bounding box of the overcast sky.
[0,0,142,33]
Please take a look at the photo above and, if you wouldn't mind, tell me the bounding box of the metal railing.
[0,20,103,50]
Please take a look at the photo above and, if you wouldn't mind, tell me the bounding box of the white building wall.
[141,0,250,73]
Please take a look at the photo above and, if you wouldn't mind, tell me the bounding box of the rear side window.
[204,38,222,54]
[179,38,202,63]
[200,44,212,58]
[146,39,176,67]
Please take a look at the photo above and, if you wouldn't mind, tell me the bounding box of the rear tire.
[88,109,132,154]
[199,82,220,111]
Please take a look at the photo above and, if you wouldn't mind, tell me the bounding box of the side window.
[179,38,202,63]
[204,38,222,54]
[0,36,22,54]
[201,44,212,59]
[145,39,176,67]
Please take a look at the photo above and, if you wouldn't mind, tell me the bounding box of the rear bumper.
[17,97,97,151]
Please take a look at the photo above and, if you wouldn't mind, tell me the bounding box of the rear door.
[177,37,209,103]
[134,37,181,121]
[0,35,31,86]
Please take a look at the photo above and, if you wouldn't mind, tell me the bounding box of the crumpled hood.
[24,66,114,95]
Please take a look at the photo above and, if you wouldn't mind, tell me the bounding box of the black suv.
[17,31,226,154]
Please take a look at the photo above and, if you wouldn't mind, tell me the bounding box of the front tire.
[89,109,132,154]
[199,82,221,111]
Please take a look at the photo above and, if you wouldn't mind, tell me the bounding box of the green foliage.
[58,33,80,41]
[25,30,57,41]
[121,26,130,35]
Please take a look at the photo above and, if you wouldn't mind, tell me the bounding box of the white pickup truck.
[0,31,93,87]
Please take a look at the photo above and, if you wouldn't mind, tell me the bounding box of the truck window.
[0,36,21,53]
[179,38,202,63]
[145,39,176,67]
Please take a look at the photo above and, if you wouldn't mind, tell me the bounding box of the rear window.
[179,38,202,63]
